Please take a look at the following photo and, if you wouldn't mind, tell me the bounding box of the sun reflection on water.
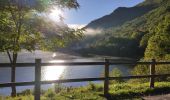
[42,60,65,80]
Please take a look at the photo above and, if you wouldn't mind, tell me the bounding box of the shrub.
[44,89,56,100]
[87,82,96,91]
[17,89,33,96]
[131,63,170,83]
[110,68,124,83]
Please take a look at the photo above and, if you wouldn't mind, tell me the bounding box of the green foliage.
[17,89,33,96]
[0,0,82,53]
[0,0,82,96]
[131,5,170,82]
[54,83,62,93]
[79,0,170,59]
[109,82,170,100]
[110,68,124,83]
[4,82,170,100]
[144,33,170,60]
[87,82,96,91]
[131,62,170,82]
[56,0,80,9]
[86,1,157,29]
[139,33,152,48]
[131,64,150,83]
[100,68,124,83]
[5,95,34,100]
[144,15,170,60]
[137,0,164,6]
[44,89,56,100]
[0,0,79,11]
[79,36,141,58]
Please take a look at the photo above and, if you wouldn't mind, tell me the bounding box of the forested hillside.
[77,0,170,59]
[85,0,163,29]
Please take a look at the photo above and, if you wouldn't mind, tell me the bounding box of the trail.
[143,94,170,100]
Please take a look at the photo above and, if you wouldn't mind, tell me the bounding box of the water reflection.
[42,60,65,80]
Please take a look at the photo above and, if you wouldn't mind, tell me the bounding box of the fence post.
[35,59,41,100]
[104,59,109,96]
[150,59,156,88]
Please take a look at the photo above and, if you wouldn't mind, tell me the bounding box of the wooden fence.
[0,59,170,100]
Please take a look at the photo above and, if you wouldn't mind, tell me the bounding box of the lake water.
[0,50,133,95]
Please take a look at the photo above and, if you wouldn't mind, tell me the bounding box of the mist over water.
[84,28,103,36]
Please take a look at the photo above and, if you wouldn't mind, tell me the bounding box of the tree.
[133,14,170,81]
[0,0,81,96]
[144,15,170,60]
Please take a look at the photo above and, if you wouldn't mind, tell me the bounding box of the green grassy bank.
[1,82,170,100]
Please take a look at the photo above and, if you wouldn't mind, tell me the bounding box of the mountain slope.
[77,0,170,58]
[85,0,164,29]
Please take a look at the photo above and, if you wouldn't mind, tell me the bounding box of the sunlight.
[43,60,65,80]
[49,7,64,22]
[52,53,56,58]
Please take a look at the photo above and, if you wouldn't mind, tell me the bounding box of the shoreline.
[0,50,135,63]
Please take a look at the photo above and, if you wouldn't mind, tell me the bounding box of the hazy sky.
[63,0,144,26]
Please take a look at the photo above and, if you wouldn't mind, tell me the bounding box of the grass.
[1,82,170,100]
[108,82,170,99]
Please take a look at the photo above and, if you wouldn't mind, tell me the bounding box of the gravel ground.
[143,94,170,100]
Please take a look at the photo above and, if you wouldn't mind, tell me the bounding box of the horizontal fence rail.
[0,59,170,100]
[1,62,170,67]
[1,74,170,87]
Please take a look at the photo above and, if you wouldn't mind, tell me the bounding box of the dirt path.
[143,94,170,100]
